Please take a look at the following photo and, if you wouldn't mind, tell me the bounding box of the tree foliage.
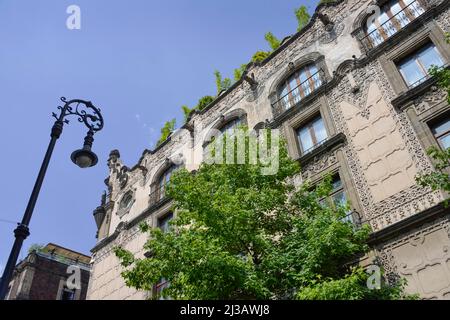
[28,243,47,254]
[234,64,248,81]
[416,147,450,203]
[156,118,176,147]
[264,32,281,51]
[115,131,413,300]
[294,5,310,31]
[214,70,232,94]
[252,51,271,63]
[181,96,215,122]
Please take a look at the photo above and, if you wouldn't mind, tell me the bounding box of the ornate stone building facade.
[87,0,450,300]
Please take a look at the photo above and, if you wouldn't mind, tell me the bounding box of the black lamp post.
[0,97,104,300]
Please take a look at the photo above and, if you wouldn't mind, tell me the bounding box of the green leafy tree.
[416,147,450,202]
[115,131,413,300]
[196,95,214,111]
[28,243,46,254]
[181,105,192,122]
[234,64,248,81]
[156,118,176,147]
[251,51,271,63]
[264,32,281,51]
[214,70,232,94]
[181,96,215,123]
[295,5,310,31]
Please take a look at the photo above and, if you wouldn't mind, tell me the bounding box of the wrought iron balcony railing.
[360,0,427,51]
[301,136,330,156]
[406,63,448,89]
[271,69,324,116]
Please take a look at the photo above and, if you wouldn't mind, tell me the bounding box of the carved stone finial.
[317,13,334,31]
[109,149,120,159]
[108,149,121,168]
[243,72,258,91]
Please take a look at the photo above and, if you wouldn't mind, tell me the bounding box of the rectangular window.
[317,175,353,223]
[397,43,444,88]
[431,116,450,150]
[296,116,328,155]
[330,176,353,223]
[61,287,76,300]
[158,212,173,233]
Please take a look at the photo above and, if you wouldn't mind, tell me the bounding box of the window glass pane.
[439,133,450,149]
[432,118,450,136]
[313,117,328,143]
[298,69,307,83]
[418,45,444,71]
[298,126,314,152]
[332,178,343,191]
[405,0,425,17]
[380,12,397,37]
[280,86,290,109]
[398,57,425,86]
[158,212,173,233]
[391,3,410,28]
[332,190,347,207]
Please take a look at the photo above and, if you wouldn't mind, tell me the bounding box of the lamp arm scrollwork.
[53,96,104,132]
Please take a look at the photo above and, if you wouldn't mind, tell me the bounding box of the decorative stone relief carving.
[414,85,448,115]
[435,5,450,33]
[302,150,339,180]
[328,60,442,231]
[377,217,450,299]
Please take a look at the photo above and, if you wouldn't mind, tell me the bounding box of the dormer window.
[277,63,322,111]
[363,0,426,49]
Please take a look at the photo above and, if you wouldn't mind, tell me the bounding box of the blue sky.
[0,0,318,272]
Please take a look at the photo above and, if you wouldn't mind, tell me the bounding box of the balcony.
[271,69,325,117]
[360,0,428,52]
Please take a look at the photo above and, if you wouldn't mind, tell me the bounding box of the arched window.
[203,117,244,160]
[277,63,322,111]
[363,0,425,48]
[157,165,179,200]
[218,117,242,136]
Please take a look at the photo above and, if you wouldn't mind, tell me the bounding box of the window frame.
[396,42,445,88]
[362,0,427,49]
[430,115,450,150]
[296,115,329,156]
[277,63,323,111]
[378,21,450,96]
[157,212,174,233]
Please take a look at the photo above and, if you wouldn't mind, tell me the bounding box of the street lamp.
[0,97,104,300]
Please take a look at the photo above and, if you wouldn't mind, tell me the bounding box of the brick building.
[5,243,91,300]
